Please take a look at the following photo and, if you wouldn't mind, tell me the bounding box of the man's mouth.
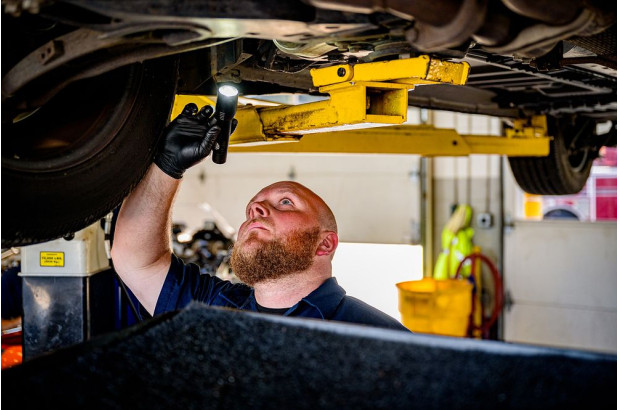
[248,222,267,231]
[242,219,272,237]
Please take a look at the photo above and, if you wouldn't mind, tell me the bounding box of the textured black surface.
[3,303,616,409]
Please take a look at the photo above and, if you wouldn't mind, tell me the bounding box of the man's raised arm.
[111,103,223,315]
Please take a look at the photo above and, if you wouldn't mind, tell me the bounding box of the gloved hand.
[154,103,220,179]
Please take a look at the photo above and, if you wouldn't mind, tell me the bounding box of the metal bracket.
[505,115,550,139]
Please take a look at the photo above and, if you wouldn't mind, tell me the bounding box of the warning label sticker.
[40,252,65,267]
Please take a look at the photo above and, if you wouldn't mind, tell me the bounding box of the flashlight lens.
[218,85,238,97]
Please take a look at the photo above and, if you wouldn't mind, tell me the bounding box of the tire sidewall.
[1,57,179,246]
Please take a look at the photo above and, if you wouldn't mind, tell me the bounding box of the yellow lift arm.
[174,56,468,136]
[228,124,550,157]
[171,56,550,157]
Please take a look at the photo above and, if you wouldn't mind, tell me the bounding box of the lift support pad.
[4,304,614,408]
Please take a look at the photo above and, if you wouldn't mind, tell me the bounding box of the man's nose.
[248,201,269,218]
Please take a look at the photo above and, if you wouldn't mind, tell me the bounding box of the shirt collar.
[219,277,346,319]
[218,286,256,310]
[295,277,346,319]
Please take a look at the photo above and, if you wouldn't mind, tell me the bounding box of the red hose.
[455,253,503,338]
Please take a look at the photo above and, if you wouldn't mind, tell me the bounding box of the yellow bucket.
[396,278,473,337]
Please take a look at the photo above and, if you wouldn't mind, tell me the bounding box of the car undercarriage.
[1,0,616,246]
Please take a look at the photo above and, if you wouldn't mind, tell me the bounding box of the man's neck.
[253,271,330,309]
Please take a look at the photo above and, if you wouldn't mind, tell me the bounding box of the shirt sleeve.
[154,254,236,315]
[1,266,23,320]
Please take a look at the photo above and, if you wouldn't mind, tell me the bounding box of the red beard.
[230,227,320,286]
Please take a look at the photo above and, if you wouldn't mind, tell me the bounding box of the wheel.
[508,116,597,195]
[1,57,179,247]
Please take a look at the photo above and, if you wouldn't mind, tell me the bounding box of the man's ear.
[316,232,338,256]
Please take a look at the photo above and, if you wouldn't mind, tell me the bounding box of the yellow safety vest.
[433,204,474,280]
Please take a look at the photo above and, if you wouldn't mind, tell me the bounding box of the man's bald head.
[232,181,339,285]
[254,181,338,234]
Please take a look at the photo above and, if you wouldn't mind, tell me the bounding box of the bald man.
[111,103,408,331]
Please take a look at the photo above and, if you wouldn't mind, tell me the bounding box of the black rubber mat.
[3,302,615,409]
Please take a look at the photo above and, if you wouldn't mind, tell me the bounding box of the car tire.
[508,116,596,195]
[1,57,179,247]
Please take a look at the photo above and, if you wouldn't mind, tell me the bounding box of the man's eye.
[280,198,293,205]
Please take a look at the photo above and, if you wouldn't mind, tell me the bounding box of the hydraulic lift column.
[19,221,115,360]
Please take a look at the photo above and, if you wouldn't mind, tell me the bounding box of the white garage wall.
[504,221,617,353]
[174,153,422,244]
[332,243,423,320]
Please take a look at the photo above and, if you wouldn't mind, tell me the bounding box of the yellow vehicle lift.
[228,123,549,157]
[172,56,550,157]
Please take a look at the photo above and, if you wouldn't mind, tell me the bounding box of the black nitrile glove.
[154,103,220,179]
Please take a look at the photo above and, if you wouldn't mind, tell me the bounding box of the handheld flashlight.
[211,84,239,164]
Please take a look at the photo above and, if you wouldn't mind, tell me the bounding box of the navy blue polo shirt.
[1,265,23,320]
[155,254,409,331]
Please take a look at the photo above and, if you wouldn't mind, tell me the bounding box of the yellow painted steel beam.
[257,82,410,134]
[170,61,550,158]
[459,135,549,156]
[172,95,549,157]
[311,55,470,87]
[172,57,470,141]
[228,125,550,157]
[173,83,409,138]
